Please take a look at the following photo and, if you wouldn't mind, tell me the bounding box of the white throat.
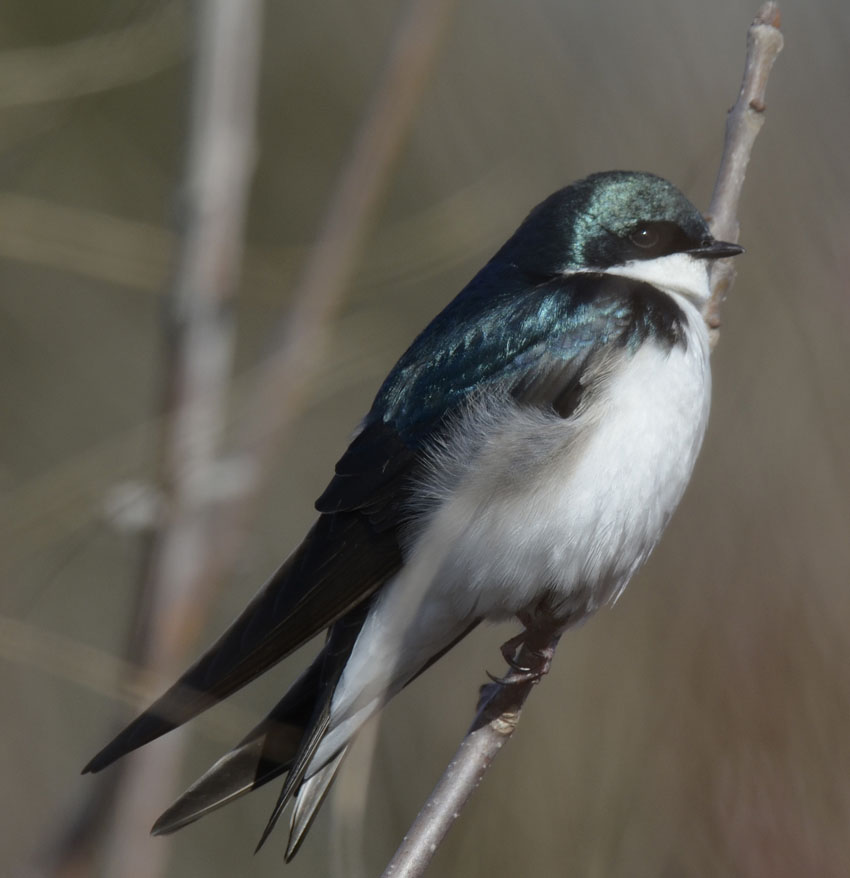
[600,252,711,305]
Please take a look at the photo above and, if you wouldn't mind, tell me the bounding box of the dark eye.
[629,225,659,249]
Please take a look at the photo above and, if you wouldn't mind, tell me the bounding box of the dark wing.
[83,514,400,774]
[150,603,371,837]
[150,605,479,851]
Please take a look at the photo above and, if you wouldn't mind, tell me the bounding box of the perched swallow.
[85,171,742,859]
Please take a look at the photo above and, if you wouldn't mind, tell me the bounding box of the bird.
[84,170,743,860]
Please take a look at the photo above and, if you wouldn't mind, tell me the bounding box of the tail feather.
[255,604,368,851]
[151,651,324,836]
[286,749,349,863]
[151,603,370,841]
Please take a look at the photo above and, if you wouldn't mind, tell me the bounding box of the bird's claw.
[488,628,558,686]
[500,631,533,673]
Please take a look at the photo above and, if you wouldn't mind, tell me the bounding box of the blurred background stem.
[39,2,263,875]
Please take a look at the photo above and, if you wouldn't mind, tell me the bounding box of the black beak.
[687,239,745,259]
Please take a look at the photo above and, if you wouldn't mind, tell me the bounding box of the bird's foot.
[487,627,559,686]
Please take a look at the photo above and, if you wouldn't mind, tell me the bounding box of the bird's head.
[496,170,742,303]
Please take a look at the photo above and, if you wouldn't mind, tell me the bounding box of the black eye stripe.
[624,220,697,259]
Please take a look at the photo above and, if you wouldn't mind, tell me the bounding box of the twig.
[381,6,783,877]
[382,625,562,878]
[704,2,784,346]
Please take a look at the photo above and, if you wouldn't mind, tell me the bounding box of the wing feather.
[151,605,369,836]
[84,515,399,773]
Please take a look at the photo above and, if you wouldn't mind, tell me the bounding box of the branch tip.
[755,2,782,29]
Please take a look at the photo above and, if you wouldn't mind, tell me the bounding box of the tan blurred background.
[1,1,848,876]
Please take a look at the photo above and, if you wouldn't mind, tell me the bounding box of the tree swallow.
[84,171,742,859]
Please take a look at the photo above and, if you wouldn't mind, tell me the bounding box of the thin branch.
[381,6,784,877]
[382,625,562,878]
[704,2,784,346]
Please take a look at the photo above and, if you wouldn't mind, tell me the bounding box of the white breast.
[414,296,712,620]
